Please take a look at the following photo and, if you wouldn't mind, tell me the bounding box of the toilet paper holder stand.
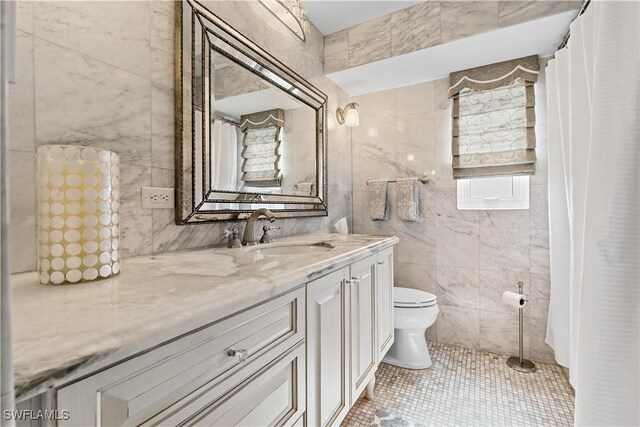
[506,281,537,373]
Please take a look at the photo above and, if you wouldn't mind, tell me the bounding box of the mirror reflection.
[205,51,318,197]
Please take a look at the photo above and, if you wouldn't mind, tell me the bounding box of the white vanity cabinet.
[56,289,306,427]
[307,248,395,427]
[16,240,396,427]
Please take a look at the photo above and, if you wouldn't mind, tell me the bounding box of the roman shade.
[240,109,284,187]
[449,55,539,179]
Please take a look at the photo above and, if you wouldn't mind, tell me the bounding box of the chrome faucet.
[242,208,277,246]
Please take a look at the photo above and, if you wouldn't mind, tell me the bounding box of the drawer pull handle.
[377,261,386,265]
[351,276,361,285]
[228,349,249,363]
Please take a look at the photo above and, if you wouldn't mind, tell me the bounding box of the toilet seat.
[394,287,437,308]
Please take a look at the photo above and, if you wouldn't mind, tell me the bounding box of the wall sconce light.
[335,102,360,128]
[337,102,360,127]
[260,0,310,41]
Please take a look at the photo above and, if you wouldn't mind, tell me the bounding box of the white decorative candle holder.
[37,145,120,285]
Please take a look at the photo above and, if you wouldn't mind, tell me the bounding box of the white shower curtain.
[546,1,639,425]
[212,120,238,191]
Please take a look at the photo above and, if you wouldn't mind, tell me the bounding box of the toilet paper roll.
[502,291,527,308]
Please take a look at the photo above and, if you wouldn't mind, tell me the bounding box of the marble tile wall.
[348,14,391,68]
[325,0,580,74]
[351,58,555,363]
[9,0,352,272]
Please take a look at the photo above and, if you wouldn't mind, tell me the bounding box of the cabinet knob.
[228,348,249,363]
[351,276,361,284]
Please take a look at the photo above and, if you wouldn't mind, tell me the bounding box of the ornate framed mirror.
[176,0,328,224]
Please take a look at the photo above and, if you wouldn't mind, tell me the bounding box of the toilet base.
[382,328,432,370]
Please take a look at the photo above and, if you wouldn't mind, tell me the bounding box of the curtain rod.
[214,114,240,127]
[557,0,591,49]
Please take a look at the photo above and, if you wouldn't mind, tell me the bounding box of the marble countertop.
[11,233,397,399]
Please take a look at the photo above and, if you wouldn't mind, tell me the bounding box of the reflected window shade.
[241,126,282,187]
[448,55,539,180]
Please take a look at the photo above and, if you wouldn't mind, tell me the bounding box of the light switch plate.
[141,187,174,209]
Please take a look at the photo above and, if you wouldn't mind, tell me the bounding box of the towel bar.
[367,175,431,185]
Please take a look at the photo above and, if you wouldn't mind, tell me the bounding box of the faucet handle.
[259,225,280,244]
[223,227,242,248]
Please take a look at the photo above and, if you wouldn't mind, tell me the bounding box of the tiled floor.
[342,342,575,427]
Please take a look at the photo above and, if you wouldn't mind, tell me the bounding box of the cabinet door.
[306,267,350,427]
[376,247,394,361]
[348,255,377,404]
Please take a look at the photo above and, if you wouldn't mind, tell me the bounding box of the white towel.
[334,217,349,234]
[396,177,419,221]
[367,180,388,220]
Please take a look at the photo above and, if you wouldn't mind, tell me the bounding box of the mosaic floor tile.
[342,342,575,427]
[370,409,423,427]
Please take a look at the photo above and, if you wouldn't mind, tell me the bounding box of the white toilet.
[383,287,439,369]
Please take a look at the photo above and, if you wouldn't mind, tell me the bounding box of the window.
[240,109,284,188]
[457,176,529,210]
[448,56,539,211]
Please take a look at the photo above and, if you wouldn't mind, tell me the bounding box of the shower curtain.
[212,120,239,191]
[546,1,639,425]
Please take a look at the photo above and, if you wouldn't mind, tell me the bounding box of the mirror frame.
[175,0,329,224]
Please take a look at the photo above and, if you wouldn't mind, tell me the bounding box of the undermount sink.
[248,242,335,256]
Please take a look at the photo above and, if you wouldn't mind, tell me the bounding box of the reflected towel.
[396,177,419,221]
[295,182,314,196]
[334,217,349,234]
[367,180,388,220]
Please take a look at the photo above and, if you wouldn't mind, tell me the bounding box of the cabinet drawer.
[153,343,305,426]
[57,288,305,426]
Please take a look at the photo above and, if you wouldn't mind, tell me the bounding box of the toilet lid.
[394,287,437,308]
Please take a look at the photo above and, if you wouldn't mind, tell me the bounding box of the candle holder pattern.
[37,145,120,285]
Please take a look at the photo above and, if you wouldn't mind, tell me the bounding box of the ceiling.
[216,88,304,117]
[326,11,575,96]
[300,0,421,35]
